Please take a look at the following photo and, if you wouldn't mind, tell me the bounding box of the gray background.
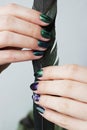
[0,0,87,130]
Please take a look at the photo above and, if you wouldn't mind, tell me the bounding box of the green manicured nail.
[36,106,45,114]
[38,41,49,48]
[33,51,44,56]
[41,29,52,39]
[40,14,53,23]
[34,69,43,78]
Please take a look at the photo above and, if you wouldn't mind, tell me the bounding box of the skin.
[34,64,87,130]
[0,3,49,65]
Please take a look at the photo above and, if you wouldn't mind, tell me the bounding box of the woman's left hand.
[31,64,87,130]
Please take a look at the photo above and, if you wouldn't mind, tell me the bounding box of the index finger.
[0,3,52,26]
[36,65,87,83]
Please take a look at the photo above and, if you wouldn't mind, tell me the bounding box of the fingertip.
[34,55,43,60]
[40,21,49,26]
[33,55,43,60]
[40,13,53,25]
[31,11,50,26]
[35,12,52,26]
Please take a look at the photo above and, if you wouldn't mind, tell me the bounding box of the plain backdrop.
[0,0,87,130]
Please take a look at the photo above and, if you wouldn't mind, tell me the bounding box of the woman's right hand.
[0,3,51,65]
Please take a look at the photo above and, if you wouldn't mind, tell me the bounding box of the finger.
[0,49,42,65]
[33,80,87,103]
[0,3,50,26]
[40,108,86,130]
[0,16,49,41]
[38,65,87,83]
[0,31,47,50]
[35,95,87,121]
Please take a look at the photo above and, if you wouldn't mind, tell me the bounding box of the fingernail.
[40,14,53,23]
[38,41,49,48]
[34,69,43,78]
[30,82,38,91]
[33,50,44,56]
[41,29,52,39]
[36,106,45,114]
[32,93,40,102]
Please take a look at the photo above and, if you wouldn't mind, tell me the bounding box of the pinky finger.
[37,107,87,130]
[0,49,42,65]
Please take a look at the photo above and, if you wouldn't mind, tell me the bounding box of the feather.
[32,1,58,130]
[33,0,55,13]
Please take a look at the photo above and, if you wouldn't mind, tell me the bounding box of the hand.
[0,3,51,65]
[31,64,87,130]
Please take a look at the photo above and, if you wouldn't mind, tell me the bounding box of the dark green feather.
[32,0,66,130]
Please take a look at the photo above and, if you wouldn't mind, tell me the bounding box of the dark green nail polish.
[40,14,53,23]
[33,51,44,56]
[38,41,49,48]
[41,29,52,39]
[36,106,45,114]
[34,69,43,78]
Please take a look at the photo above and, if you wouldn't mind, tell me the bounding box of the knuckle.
[32,39,38,49]
[6,15,15,27]
[0,31,11,46]
[64,64,79,78]
[5,49,18,62]
[63,100,69,113]
[5,50,13,61]
[32,25,41,38]
[6,3,18,15]
[7,3,18,10]
[1,15,15,29]
[25,8,32,15]
[59,115,69,128]
[63,80,73,96]
[8,51,17,62]
[33,39,37,45]
[58,98,69,113]
[69,64,79,72]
